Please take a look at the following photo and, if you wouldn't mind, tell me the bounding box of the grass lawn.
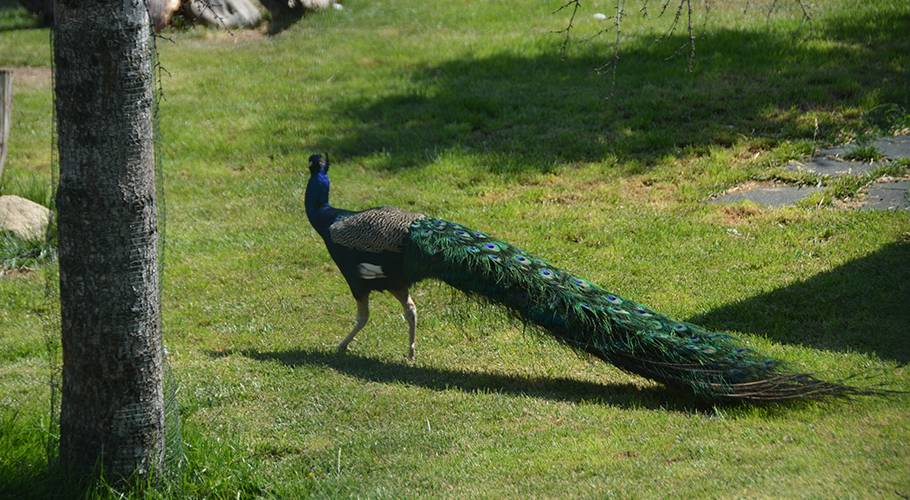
[1,0,909,497]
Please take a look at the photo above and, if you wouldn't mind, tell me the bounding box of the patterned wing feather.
[330,207,425,253]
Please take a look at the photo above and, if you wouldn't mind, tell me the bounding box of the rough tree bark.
[54,0,165,483]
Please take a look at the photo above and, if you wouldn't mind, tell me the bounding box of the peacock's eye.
[606,295,622,305]
[514,255,529,264]
[488,254,501,262]
[538,268,554,279]
[573,278,590,288]
[483,243,500,252]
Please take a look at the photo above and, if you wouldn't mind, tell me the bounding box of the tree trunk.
[54,0,164,484]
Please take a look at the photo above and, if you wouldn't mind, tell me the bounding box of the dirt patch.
[621,178,676,208]
[720,204,762,224]
[0,268,34,279]
[478,188,516,204]
[1,67,52,92]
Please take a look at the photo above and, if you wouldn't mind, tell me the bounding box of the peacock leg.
[392,289,417,361]
[337,295,369,353]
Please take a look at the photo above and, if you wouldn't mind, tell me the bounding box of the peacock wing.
[329,207,425,253]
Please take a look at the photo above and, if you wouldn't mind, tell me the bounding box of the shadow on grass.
[229,348,711,412]
[692,242,910,364]
[295,9,909,173]
[0,0,45,32]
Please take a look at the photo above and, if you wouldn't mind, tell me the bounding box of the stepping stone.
[860,181,910,211]
[817,135,910,161]
[872,136,910,160]
[815,144,850,158]
[709,184,822,207]
[786,157,878,177]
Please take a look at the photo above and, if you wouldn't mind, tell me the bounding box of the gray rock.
[0,195,50,240]
[872,136,910,160]
[786,157,879,177]
[709,184,822,207]
[815,144,850,158]
[817,135,910,161]
[860,181,910,211]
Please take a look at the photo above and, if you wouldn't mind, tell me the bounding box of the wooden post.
[0,70,11,181]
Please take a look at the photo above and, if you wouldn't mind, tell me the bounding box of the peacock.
[305,154,865,401]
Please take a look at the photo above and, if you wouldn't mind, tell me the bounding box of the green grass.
[0,231,54,270]
[1,0,909,497]
[842,144,885,162]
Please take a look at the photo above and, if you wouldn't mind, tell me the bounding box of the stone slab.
[817,135,910,161]
[710,185,822,207]
[872,136,910,160]
[860,181,910,211]
[816,144,849,158]
[786,157,878,177]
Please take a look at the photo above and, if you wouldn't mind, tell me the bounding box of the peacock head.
[306,154,332,213]
[308,154,330,176]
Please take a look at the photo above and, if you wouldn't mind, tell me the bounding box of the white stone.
[299,0,334,8]
[0,195,49,241]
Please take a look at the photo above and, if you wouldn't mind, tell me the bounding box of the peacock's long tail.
[403,217,864,401]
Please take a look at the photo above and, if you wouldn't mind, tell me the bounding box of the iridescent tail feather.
[403,217,871,402]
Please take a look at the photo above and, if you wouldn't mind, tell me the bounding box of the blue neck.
[305,172,333,234]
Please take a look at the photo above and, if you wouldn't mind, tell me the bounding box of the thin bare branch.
[553,0,583,54]
[766,0,779,25]
[795,0,812,22]
[613,0,625,84]
[686,0,694,72]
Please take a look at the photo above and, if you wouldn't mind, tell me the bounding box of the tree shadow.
[691,242,910,364]
[0,0,46,32]
[288,10,908,173]
[222,347,713,413]
[256,0,311,35]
